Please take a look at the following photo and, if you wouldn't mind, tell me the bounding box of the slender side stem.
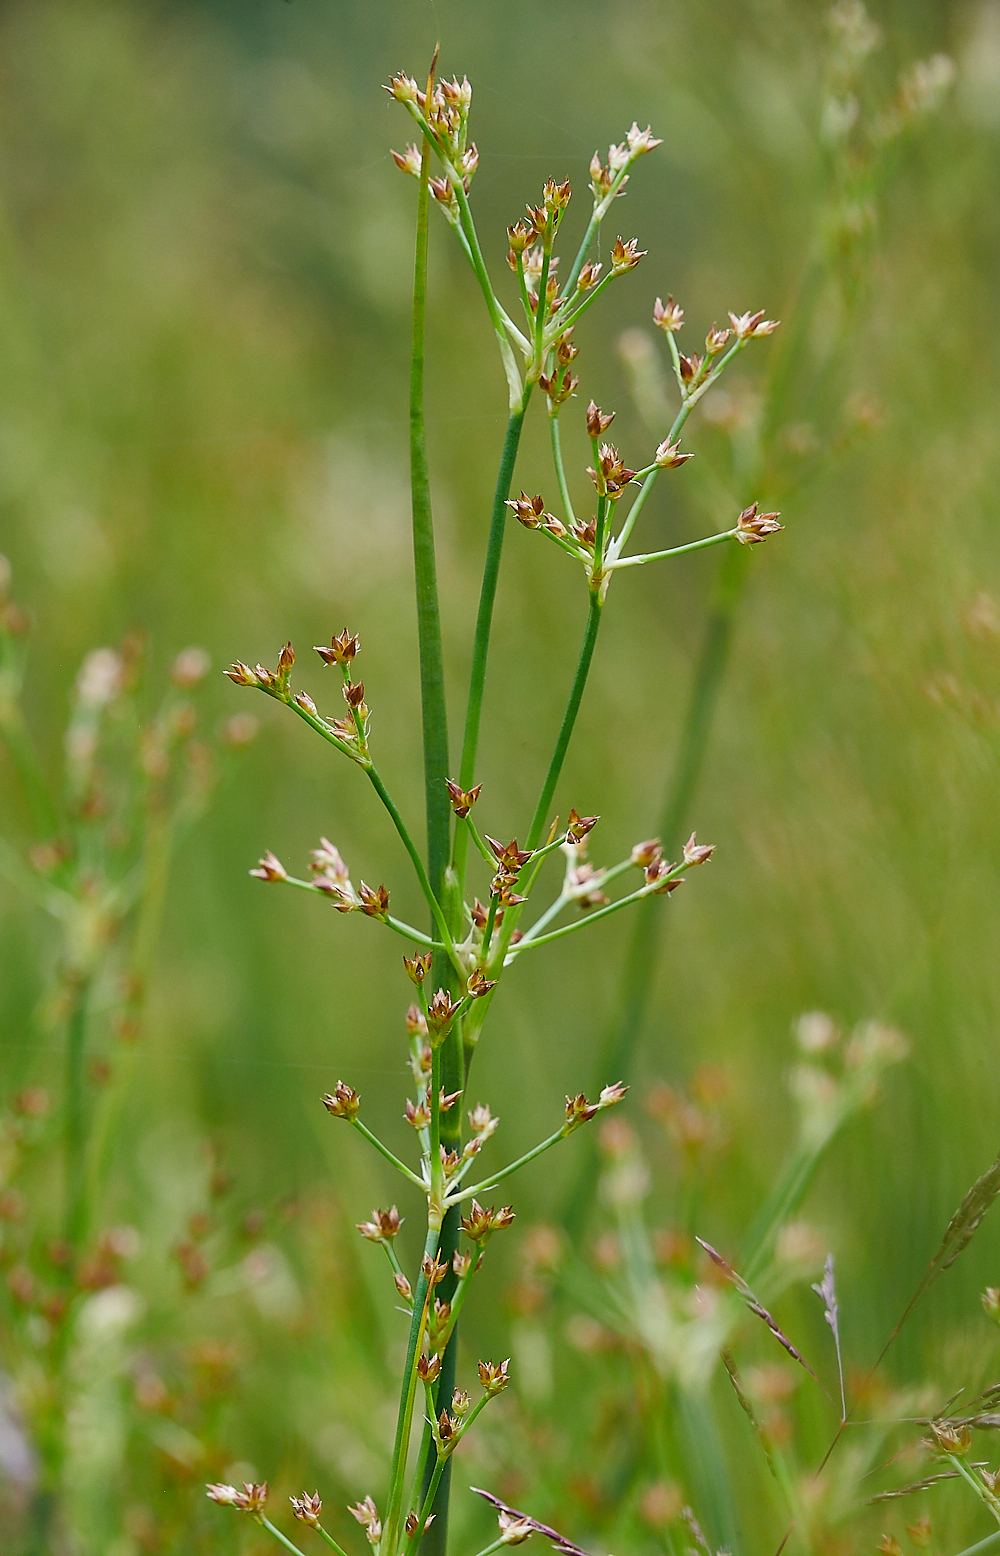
[454,402,529,898]
[410,130,452,917]
[549,414,577,528]
[506,884,662,954]
[526,593,603,850]
[610,529,737,569]
[384,1223,441,1555]
[351,1119,427,1191]
[316,1528,351,1556]
[365,767,461,972]
[450,1126,567,1203]
[413,1458,448,1556]
[561,547,746,1234]
[953,1532,1000,1556]
[64,976,91,1254]
[450,182,522,407]
[260,1519,308,1556]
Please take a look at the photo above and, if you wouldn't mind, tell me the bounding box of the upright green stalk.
[410,125,452,914]
[526,592,603,851]
[453,400,529,897]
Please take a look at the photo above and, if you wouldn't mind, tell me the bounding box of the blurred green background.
[2,0,1000,1551]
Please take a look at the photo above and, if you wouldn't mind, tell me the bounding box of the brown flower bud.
[394,1271,413,1302]
[507,219,534,257]
[224,660,260,687]
[315,628,360,667]
[728,309,779,339]
[610,236,646,273]
[446,780,482,818]
[422,1252,449,1287]
[391,145,422,178]
[417,1351,442,1383]
[566,807,599,842]
[486,836,532,870]
[344,680,367,710]
[505,492,547,529]
[322,1081,360,1120]
[682,833,715,868]
[543,177,571,211]
[653,295,684,333]
[565,1093,599,1130]
[626,122,663,156]
[644,858,683,894]
[705,324,732,355]
[630,838,662,868]
[576,260,603,291]
[249,850,287,883]
[405,1097,431,1130]
[599,1081,629,1108]
[356,1207,402,1243]
[467,969,496,999]
[290,1492,323,1527]
[349,1497,382,1546]
[735,502,783,546]
[293,690,318,716]
[358,881,390,919]
[405,1005,428,1036]
[586,400,615,438]
[404,951,432,985]
[461,1199,515,1243]
[478,1357,511,1395]
[654,437,693,470]
[678,352,702,383]
[426,988,461,1036]
[453,1250,472,1278]
[206,1481,269,1514]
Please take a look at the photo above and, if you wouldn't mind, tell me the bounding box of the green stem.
[953,1533,1000,1556]
[0,696,60,839]
[260,1517,309,1556]
[64,976,91,1254]
[454,402,529,898]
[506,883,666,953]
[384,1222,441,1556]
[410,130,452,917]
[526,593,603,850]
[609,529,737,569]
[449,1126,566,1203]
[351,1119,427,1190]
[317,1528,352,1556]
[365,767,461,972]
[550,414,577,528]
[560,548,745,1235]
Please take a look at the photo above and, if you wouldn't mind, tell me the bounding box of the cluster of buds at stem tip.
[728,308,779,339]
[479,1357,511,1395]
[653,295,684,333]
[927,1421,972,1456]
[735,502,784,545]
[586,400,615,438]
[406,1512,436,1539]
[461,1199,515,1243]
[467,969,496,998]
[358,881,390,919]
[588,443,636,499]
[404,950,432,985]
[349,1496,382,1546]
[314,628,359,667]
[589,124,662,198]
[563,1081,628,1133]
[322,1081,360,1120]
[426,987,461,1040]
[225,642,295,700]
[356,1206,402,1243]
[506,492,567,541]
[498,1512,534,1545]
[249,850,287,883]
[206,1482,268,1515]
[610,236,646,274]
[655,436,693,469]
[566,807,599,843]
[417,1351,442,1383]
[386,71,473,161]
[446,779,481,818]
[290,1492,323,1528]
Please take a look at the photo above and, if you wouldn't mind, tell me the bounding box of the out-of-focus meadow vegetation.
[2,1,1000,1552]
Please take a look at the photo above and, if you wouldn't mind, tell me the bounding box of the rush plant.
[210,54,785,1556]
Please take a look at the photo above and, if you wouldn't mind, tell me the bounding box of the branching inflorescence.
[212,57,783,1556]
